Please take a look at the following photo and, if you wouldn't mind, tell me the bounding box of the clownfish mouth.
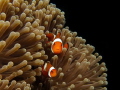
[56,48,62,52]
[54,49,62,54]
[56,49,60,50]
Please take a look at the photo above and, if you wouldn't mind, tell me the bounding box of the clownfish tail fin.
[55,32,61,39]
[63,43,69,49]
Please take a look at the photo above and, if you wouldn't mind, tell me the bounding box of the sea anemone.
[0,0,107,90]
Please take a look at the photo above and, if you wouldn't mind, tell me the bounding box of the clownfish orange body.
[42,63,57,77]
[46,33,69,54]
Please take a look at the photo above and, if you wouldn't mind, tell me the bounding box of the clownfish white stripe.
[53,35,56,39]
[52,38,62,44]
[44,63,47,71]
[48,66,55,77]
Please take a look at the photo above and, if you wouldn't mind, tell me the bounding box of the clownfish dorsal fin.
[55,32,61,39]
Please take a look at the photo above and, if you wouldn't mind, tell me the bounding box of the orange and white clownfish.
[42,63,57,77]
[46,33,69,54]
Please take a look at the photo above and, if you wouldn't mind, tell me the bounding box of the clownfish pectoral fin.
[63,43,69,49]
[55,32,61,39]
[46,33,55,41]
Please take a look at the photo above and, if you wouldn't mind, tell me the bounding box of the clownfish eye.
[51,70,54,73]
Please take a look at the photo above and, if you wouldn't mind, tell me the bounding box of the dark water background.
[50,0,118,90]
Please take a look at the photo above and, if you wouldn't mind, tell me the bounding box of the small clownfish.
[46,33,69,54]
[42,63,57,77]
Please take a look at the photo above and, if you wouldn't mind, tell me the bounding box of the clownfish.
[42,63,57,77]
[46,33,69,54]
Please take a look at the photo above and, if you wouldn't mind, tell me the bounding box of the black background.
[50,0,117,90]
